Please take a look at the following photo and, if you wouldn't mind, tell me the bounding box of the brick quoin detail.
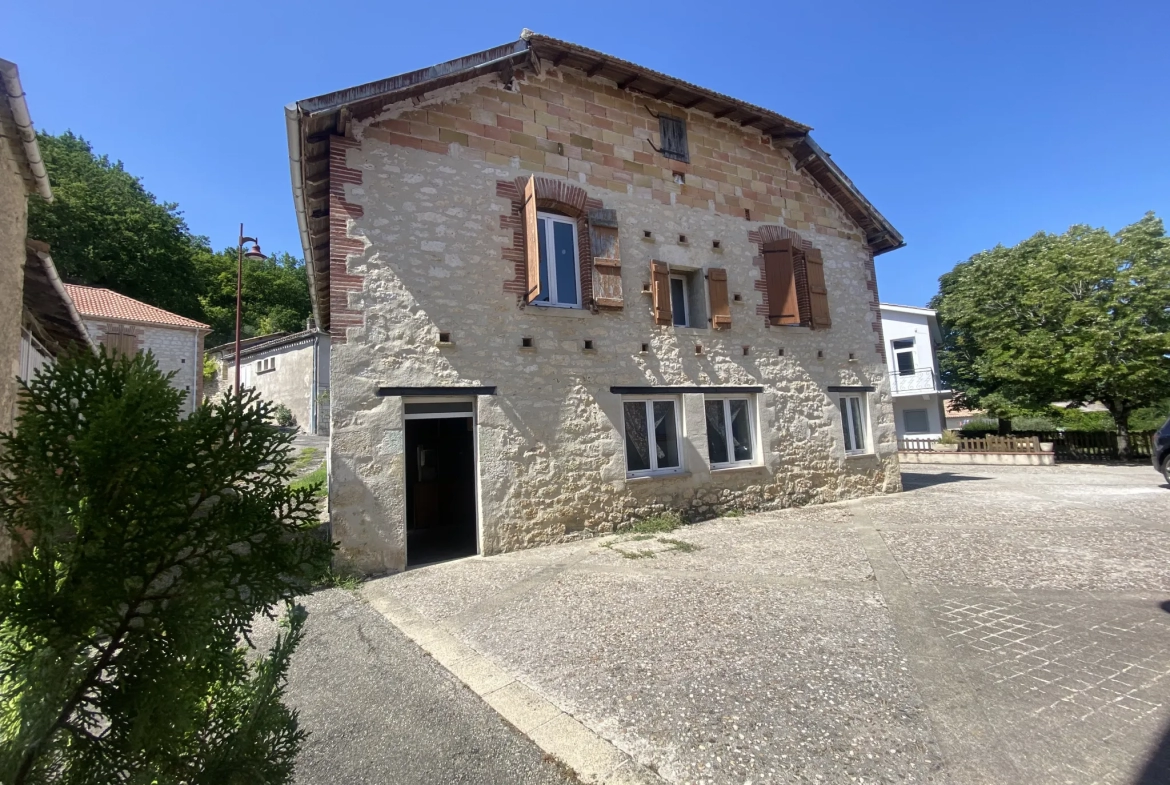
[749,225,813,328]
[864,251,886,360]
[498,177,602,308]
[329,135,366,344]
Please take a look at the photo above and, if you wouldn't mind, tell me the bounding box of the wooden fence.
[1011,431,1154,462]
[898,431,1155,462]
[897,435,1043,453]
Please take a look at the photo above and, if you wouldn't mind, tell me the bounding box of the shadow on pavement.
[900,471,991,491]
[1136,716,1170,784]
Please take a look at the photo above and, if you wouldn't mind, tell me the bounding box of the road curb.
[363,591,665,785]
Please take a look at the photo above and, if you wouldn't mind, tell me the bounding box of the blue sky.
[4,0,1167,307]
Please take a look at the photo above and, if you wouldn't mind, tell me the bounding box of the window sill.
[845,451,876,460]
[626,470,690,483]
[710,463,767,474]
[525,304,590,319]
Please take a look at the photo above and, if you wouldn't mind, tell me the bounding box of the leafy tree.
[28,131,314,347]
[933,212,1170,458]
[197,250,313,348]
[0,351,332,783]
[28,132,206,320]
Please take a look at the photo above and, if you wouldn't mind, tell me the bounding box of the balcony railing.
[890,369,941,394]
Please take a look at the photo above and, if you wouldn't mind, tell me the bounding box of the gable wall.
[82,319,203,415]
[325,65,899,573]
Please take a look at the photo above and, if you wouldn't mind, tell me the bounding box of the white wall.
[880,308,938,379]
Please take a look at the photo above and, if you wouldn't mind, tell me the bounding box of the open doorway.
[404,401,477,567]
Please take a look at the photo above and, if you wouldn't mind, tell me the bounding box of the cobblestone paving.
[364,464,1170,784]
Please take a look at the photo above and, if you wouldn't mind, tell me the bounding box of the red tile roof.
[64,285,209,330]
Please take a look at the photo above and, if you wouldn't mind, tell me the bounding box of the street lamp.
[235,223,267,394]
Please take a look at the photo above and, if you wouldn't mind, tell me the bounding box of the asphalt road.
[252,589,573,785]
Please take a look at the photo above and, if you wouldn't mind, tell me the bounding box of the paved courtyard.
[352,464,1170,785]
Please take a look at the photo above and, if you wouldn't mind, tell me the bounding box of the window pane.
[624,402,650,472]
[891,338,914,350]
[903,409,930,434]
[705,400,729,465]
[849,397,865,451]
[896,351,915,375]
[552,220,578,305]
[535,219,550,303]
[841,397,854,451]
[653,401,679,469]
[670,277,687,326]
[729,400,753,462]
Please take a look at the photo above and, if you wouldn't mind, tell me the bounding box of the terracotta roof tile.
[64,285,209,330]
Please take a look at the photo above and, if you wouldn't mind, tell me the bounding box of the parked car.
[1154,416,1170,484]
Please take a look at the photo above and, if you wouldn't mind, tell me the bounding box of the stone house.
[2,59,95,562]
[64,285,210,415]
[285,31,906,572]
[879,303,950,440]
[205,326,330,434]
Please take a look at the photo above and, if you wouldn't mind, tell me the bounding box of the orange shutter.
[522,176,542,303]
[805,248,831,329]
[588,209,622,309]
[707,267,731,329]
[651,261,672,325]
[762,239,800,325]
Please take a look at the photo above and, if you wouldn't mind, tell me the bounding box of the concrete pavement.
[360,464,1170,784]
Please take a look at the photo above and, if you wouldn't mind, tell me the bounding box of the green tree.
[0,351,332,783]
[197,250,314,348]
[28,132,206,320]
[933,212,1170,458]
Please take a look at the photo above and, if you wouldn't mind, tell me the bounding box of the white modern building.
[879,303,950,440]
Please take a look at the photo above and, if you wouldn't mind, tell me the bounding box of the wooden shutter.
[805,248,831,329]
[522,176,542,303]
[588,209,622,309]
[651,261,672,325]
[761,239,800,325]
[707,267,731,329]
[658,115,689,162]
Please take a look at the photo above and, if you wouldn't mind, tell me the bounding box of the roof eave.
[0,58,52,201]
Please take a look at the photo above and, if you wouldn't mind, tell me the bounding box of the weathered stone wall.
[82,319,203,415]
[327,65,901,574]
[0,134,28,436]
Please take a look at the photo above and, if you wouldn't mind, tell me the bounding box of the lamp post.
[235,223,267,394]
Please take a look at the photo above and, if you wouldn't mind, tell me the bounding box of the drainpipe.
[310,332,318,435]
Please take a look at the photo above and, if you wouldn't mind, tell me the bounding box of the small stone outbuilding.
[286,31,906,573]
[65,285,210,416]
[205,327,330,435]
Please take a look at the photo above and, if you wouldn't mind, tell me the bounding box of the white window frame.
[704,395,758,468]
[669,274,690,327]
[840,395,870,455]
[622,396,685,478]
[891,338,915,375]
[534,212,581,309]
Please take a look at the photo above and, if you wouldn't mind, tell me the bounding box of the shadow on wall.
[899,471,991,491]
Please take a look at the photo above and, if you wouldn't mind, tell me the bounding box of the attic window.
[657,115,689,163]
[673,171,685,185]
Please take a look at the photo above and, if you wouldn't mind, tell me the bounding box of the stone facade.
[0,129,29,436]
[318,62,902,574]
[81,319,205,415]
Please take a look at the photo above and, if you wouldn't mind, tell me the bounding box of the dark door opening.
[405,416,477,566]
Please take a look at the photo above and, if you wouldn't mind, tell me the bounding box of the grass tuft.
[290,464,327,498]
[657,537,700,553]
[292,446,321,471]
[627,512,682,534]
